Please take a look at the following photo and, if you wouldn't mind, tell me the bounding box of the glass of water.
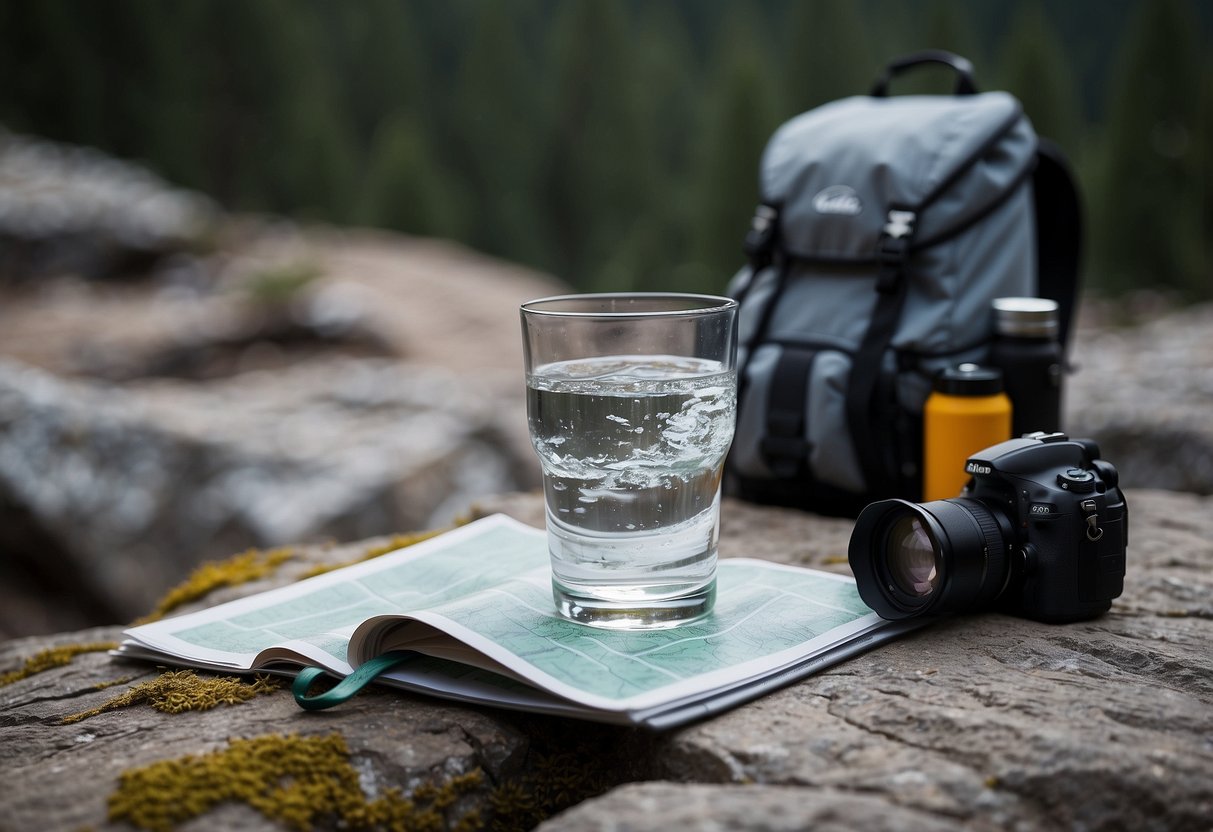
[520,293,738,629]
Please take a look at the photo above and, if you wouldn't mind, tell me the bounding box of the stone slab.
[1,489,1210,831]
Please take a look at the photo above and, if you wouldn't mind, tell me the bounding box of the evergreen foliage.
[996,0,1083,154]
[782,1,874,112]
[691,3,782,292]
[0,0,1208,299]
[1092,0,1208,298]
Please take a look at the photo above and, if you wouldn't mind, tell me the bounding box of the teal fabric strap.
[292,651,414,711]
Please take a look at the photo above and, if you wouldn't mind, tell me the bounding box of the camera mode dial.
[1057,468,1096,493]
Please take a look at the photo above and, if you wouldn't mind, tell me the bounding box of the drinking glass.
[520,293,738,628]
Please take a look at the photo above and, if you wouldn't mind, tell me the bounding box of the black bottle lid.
[933,363,1004,396]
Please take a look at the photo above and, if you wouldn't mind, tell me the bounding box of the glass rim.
[520,292,737,319]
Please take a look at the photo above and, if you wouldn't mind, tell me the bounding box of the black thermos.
[990,297,1063,437]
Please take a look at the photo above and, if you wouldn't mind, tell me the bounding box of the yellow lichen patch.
[300,529,445,579]
[0,642,118,688]
[93,675,134,691]
[59,670,278,724]
[136,546,294,624]
[107,732,485,832]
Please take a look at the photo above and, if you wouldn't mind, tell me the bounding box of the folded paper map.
[115,514,911,728]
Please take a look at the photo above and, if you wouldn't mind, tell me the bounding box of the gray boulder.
[0,127,216,280]
[0,213,566,640]
[0,490,1209,831]
[1065,301,1213,494]
[0,357,530,635]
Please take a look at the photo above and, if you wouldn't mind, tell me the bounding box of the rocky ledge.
[1,489,1210,831]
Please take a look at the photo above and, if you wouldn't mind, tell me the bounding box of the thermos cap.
[993,297,1060,338]
[934,363,1004,396]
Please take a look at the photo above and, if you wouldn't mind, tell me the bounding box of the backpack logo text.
[812,185,863,216]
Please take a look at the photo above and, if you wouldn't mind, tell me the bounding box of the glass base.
[552,578,716,629]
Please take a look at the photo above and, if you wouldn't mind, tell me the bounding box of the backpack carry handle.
[871,50,978,97]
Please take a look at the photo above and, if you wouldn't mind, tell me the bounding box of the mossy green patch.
[244,262,322,304]
[137,546,294,624]
[59,669,279,724]
[0,642,118,688]
[107,732,484,832]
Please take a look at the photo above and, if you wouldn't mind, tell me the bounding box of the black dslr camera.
[849,433,1127,623]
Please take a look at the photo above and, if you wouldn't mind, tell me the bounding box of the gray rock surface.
[2,489,1210,831]
[0,356,530,634]
[537,782,976,832]
[0,127,216,280]
[0,221,563,639]
[1065,301,1213,495]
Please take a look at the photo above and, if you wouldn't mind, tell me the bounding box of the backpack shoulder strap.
[846,207,918,498]
[1032,138,1083,350]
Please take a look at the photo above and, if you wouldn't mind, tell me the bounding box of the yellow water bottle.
[923,364,1012,501]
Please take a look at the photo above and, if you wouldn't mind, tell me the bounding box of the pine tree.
[0,0,108,145]
[781,0,874,114]
[449,1,548,268]
[594,3,701,294]
[358,115,465,240]
[180,2,295,210]
[1201,58,1213,291]
[865,0,923,69]
[262,6,360,221]
[996,0,1083,153]
[136,0,212,193]
[316,0,428,152]
[539,0,653,289]
[689,3,783,291]
[1093,0,1206,298]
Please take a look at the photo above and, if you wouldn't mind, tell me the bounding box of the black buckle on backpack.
[743,204,780,263]
[875,209,916,293]
[882,209,917,240]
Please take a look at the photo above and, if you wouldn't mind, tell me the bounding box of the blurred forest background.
[1,0,1211,300]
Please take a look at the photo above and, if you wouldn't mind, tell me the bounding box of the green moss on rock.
[137,546,294,624]
[59,669,279,724]
[107,732,484,832]
[0,642,118,688]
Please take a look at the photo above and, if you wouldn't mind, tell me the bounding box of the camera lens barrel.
[849,498,1011,620]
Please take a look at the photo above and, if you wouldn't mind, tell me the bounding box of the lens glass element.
[885,515,939,598]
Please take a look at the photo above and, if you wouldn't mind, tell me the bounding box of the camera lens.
[885,514,939,598]
[849,498,1011,619]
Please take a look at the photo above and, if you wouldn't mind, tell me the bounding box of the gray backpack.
[726,52,1080,516]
